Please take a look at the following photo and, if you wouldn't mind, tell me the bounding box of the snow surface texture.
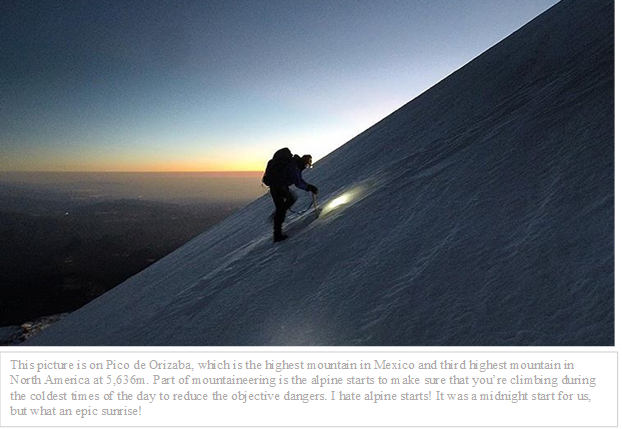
[27,0,613,346]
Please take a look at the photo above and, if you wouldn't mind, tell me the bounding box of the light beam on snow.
[321,185,369,217]
[326,194,350,210]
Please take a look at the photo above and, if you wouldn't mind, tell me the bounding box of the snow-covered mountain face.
[28,0,613,346]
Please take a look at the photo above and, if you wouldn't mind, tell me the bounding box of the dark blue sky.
[1,0,559,171]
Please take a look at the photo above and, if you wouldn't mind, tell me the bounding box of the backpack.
[262,148,293,187]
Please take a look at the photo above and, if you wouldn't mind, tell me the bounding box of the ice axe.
[312,193,319,219]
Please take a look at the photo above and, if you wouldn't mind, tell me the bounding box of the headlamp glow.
[326,194,350,210]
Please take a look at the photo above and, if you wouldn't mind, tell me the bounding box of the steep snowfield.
[28,0,613,346]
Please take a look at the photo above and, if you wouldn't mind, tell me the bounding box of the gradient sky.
[1,0,559,172]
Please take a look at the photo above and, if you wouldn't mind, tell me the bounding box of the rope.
[288,196,315,216]
[265,186,317,217]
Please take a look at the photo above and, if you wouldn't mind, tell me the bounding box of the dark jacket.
[282,156,310,191]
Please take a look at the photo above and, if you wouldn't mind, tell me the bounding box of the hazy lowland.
[0,172,264,343]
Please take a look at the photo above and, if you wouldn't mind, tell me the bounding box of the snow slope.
[27,0,613,346]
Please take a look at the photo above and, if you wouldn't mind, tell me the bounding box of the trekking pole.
[312,193,319,219]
